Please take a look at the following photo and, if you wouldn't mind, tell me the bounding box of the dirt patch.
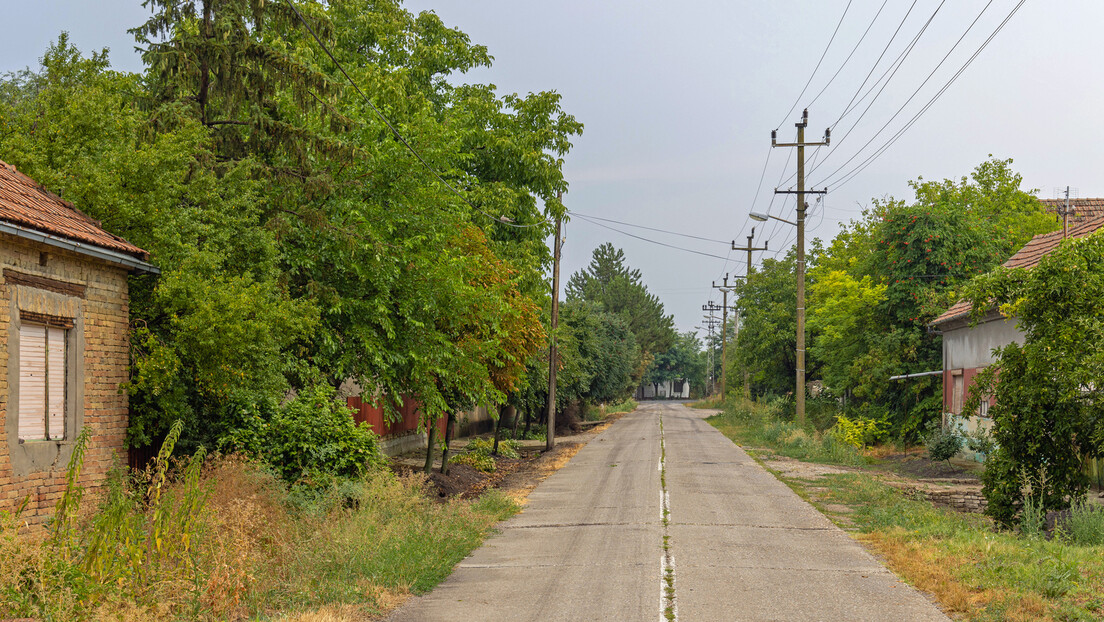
[873,449,981,482]
[759,454,858,480]
[392,412,626,503]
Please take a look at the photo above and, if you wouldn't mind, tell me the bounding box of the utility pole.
[1063,186,1071,239]
[732,227,767,398]
[772,109,829,428]
[712,275,739,401]
[702,301,723,395]
[546,192,563,451]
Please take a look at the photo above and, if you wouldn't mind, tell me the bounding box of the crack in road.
[659,412,678,622]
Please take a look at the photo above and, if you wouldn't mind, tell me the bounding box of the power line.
[286,0,551,230]
[812,0,949,175]
[822,0,1028,191]
[833,0,920,127]
[566,211,732,245]
[813,0,999,187]
[570,213,742,262]
[777,0,855,129]
[806,0,892,110]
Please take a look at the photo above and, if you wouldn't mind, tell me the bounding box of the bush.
[221,383,384,485]
[1057,498,1104,546]
[464,437,520,459]
[829,414,887,449]
[925,425,963,462]
[449,452,496,473]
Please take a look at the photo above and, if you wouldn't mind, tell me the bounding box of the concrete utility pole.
[732,226,767,398]
[712,275,739,401]
[546,192,563,451]
[772,109,829,428]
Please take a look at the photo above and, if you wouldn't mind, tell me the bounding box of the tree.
[965,231,1104,526]
[565,243,676,357]
[733,249,805,398]
[646,331,707,397]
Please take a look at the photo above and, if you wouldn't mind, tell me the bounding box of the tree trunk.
[511,405,522,438]
[423,418,438,474]
[440,413,456,475]
[523,407,532,436]
[492,406,502,455]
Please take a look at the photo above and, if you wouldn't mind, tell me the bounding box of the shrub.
[221,383,384,485]
[830,414,887,449]
[1057,498,1104,546]
[925,425,963,462]
[465,437,520,459]
[450,452,495,473]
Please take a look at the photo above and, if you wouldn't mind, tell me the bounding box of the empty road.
[387,402,949,621]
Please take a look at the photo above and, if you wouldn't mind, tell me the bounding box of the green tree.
[565,243,676,358]
[646,331,707,397]
[965,231,1104,526]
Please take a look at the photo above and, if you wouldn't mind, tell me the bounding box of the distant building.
[637,379,690,400]
[0,159,157,526]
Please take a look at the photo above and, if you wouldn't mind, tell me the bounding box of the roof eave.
[0,221,159,275]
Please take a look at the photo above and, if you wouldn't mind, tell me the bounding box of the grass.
[707,397,1104,621]
[707,397,863,466]
[0,447,518,621]
[584,398,638,421]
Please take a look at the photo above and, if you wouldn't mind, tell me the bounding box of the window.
[18,321,67,441]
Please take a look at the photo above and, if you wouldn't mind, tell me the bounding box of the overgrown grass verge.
[0,442,517,620]
[801,473,1104,621]
[707,398,1104,621]
[707,397,863,466]
[585,398,638,421]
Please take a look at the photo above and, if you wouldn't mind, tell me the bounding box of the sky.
[3,0,1104,336]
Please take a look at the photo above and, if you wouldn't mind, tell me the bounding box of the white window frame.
[18,321,68,441]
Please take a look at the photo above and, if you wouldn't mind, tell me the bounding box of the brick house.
[0,160,157,526]
[931,213,1104,460]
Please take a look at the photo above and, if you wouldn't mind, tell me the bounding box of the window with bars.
[18,320,68,441]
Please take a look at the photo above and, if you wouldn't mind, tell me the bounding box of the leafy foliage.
[966,231,1104,526]
[221,384,384,485]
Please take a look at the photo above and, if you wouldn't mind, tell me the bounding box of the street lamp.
[749,206,808,426]
[749,211,796,226]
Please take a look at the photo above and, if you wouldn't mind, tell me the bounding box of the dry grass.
[0,454,517,621]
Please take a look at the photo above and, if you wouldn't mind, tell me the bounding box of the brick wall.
[0,233,131,526]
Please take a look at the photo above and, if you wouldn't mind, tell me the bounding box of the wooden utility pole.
[712,275,738,401]
[546,193,563,451]
[732,227,767,398]
[772,109,829,428]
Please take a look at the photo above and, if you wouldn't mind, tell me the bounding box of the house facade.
[0,160,156,525]
[932,213,1104,460]
[636,378,691,400]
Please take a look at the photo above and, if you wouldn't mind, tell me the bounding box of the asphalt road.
[387,402,949,622]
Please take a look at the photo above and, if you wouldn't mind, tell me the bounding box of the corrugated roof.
[932,216,1104,325]
[1039,197,1104,222]
[0,159,148,260]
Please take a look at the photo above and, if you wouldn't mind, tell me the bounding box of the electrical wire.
[806,0,891,110]
[570,213,744,262]
[286,0,551,229]
[822,0,1028,191]
[777,0,855,129]
[810,0,949,176]
[813,0,999,187]
[566,211,732,245]
[833,0,920,127]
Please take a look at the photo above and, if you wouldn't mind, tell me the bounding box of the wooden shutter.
[47,326,66,440]
[18,324,47,441]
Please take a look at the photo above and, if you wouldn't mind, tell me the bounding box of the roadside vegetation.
[0,426,517,621]
[709,397,1104,621]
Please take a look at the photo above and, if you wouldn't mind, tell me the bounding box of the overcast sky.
[3,0,1103,336]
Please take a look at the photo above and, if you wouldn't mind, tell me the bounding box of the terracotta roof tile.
[0,159,148,260]
[1039,197,1104,221]
[932,216,1104,325]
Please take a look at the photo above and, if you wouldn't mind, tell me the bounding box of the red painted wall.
[346,395,445,438]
